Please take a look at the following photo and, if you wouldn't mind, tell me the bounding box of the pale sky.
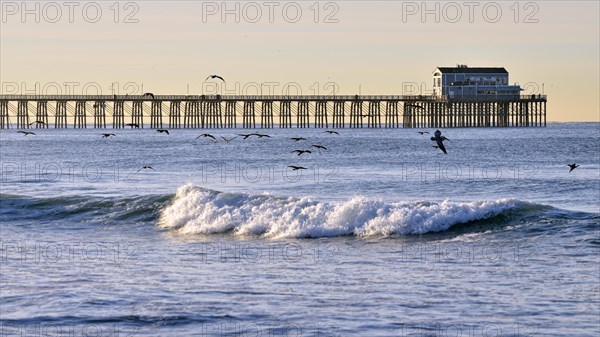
[1,0,598,121]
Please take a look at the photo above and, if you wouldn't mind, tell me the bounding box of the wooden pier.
[0,94,547,129]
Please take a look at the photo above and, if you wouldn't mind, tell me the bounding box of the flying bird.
[288,166,307,171]
[238,133,256,139]
[417,131,430,135]
[406,104,425,110]
[312,145,327,150]
[567,164,579,172]
[291,150,312,156]
[206,75,225,82]
[256,133,271,138]
[324,131,339,135]
[143,93,155,99]
[221,136,237,143]
[102,133,116,138]
[125,123,139,129]
[17,131,35,136]
[137,165,155,172]
[291,137,306,142]
[196,133,217,142]
[156,129,170,135]
[430,130,449,154]
[28,121,46,126]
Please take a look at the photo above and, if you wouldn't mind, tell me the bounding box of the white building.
[433,65,522,99]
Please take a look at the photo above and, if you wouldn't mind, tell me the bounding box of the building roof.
[436,67,508,74]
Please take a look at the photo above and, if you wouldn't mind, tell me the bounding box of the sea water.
[1,123,598,336]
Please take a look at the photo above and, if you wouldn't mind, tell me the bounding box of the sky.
[1,0,598,121]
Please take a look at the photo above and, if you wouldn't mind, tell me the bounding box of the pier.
[0,94,547,129]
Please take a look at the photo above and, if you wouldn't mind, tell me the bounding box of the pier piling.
[0,94,547,129]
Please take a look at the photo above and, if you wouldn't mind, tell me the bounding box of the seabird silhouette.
[125,123,140,129]
[288,166,307,171]
[291,137,306,142]
[324,131,339,135]
[17,131,35,136]
[430,130,449,154]
[291,150,312,156]
[143,93,155,99]
[28,121,46,126]
[256,133,271,138]
[156,129,170,135]
[206,75,225,82]
[196,133,217,142]
[238,133,256,139]
[137,165,155,172]
[102,133,116,138]
[567,163,579,172]
[221,136,237,143]
[417,131,430,135]
[312,145,327,150]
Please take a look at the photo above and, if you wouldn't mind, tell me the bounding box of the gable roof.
[435,67,508,74]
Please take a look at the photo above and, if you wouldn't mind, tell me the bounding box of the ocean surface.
[1,123,599,336]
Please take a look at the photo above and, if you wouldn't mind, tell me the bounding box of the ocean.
[1,123,599,336]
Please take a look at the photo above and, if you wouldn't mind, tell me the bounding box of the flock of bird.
[141,129,338,171]
[14,120,581,173]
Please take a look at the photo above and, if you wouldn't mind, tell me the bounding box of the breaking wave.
[158,184,545,238]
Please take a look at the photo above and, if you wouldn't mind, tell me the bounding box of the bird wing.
[216,76,225,81]
[436,139,447,154]
[165,130,169,135]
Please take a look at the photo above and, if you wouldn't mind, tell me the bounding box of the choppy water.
[1,123,599,336]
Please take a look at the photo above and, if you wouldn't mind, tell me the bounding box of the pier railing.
[0,94,546,101]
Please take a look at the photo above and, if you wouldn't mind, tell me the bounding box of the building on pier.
[433,65,523,100]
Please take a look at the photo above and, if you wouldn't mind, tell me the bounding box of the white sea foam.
[158,184,527,238]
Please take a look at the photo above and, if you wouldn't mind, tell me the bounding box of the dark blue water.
[1,123,599,336]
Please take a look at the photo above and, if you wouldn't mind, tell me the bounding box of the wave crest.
[158,184,531,238]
